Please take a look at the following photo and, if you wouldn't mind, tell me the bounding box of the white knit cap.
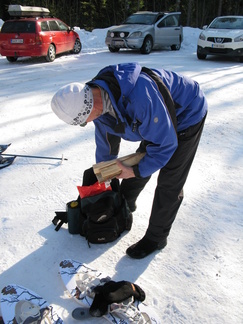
[51,83,93,126]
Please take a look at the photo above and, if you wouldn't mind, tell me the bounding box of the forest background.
[0,0,243,31]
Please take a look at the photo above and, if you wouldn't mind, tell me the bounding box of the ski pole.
[1,153,68,161]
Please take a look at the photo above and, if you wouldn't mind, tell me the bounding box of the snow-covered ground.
[0,24,243,323]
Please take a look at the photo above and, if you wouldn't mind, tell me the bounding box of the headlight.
[199,32,206,41]
[234,34,243,42]
[128,31,142,38]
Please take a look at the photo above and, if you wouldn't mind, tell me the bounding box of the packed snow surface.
[0,24,243,323]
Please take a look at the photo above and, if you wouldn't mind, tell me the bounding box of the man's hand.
[115,160,135,179]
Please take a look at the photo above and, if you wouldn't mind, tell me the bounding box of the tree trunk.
[187,0,193,26]
[218,0,223,16]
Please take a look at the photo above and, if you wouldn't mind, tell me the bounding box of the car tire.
[171,42,181,51]
[72,39,82,54]
[197,52,207,60]
[140,36,153,54]
[45,44,56,62]
[7,56,18,62]
[108,46,120,53]
[239,56,243,63]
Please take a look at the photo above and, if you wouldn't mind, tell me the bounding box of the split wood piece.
[93,152,146,183]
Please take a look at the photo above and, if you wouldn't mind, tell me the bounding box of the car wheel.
[140,36,153,54]
[108,46,120,53]
[45,44,56,62]
[197,52,207,60]
[171,43,181,51]
[239,56,243,63]
[72,39,82,54]
[7,56,18,62]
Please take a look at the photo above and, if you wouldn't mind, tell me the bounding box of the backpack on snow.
[52,168,132,244]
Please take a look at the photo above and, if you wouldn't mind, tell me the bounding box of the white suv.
[105,11,183,54]
[197,16,243,62]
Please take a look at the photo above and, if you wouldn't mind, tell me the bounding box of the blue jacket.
[88,62,207,178]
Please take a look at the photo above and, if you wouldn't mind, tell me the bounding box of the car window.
[210,17,243,29]
[157,15,179,28]
[1,21,36,33]
[124,14,156,25]
[48,20,60,31]
[57,20,69,31]
[41,21,49,32]
[155,14,165,23]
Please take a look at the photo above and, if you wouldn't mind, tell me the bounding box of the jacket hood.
[87,63,142,131]
[94,62,142,99]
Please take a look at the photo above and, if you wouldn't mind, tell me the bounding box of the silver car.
[105,11,183,54]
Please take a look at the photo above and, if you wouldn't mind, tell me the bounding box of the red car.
[0,5,82,62]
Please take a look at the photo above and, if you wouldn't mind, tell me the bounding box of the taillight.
[35,35,43,44]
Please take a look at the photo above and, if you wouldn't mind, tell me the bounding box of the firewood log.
[93,152,145,183]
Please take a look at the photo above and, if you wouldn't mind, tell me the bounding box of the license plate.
[11,39,23,44]
[212,44,224,48]
[113,40,124,46]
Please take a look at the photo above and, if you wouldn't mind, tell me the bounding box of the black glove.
[89,280,145,317]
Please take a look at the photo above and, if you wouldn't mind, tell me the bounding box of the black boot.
[126,236,167,259]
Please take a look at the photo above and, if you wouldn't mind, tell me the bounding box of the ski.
[0,284,63,323]
[0,155,16,169]
[0,144,16,169]
[60,259,161,323]
[0,143,11,154]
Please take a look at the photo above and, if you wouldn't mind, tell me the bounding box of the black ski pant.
[121,115,206,243]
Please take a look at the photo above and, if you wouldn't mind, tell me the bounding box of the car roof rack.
[8,5,50,18]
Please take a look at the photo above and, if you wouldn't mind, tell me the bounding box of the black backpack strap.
[90,70,121,102]
[141,66,177,131]
[52,211,67,231]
